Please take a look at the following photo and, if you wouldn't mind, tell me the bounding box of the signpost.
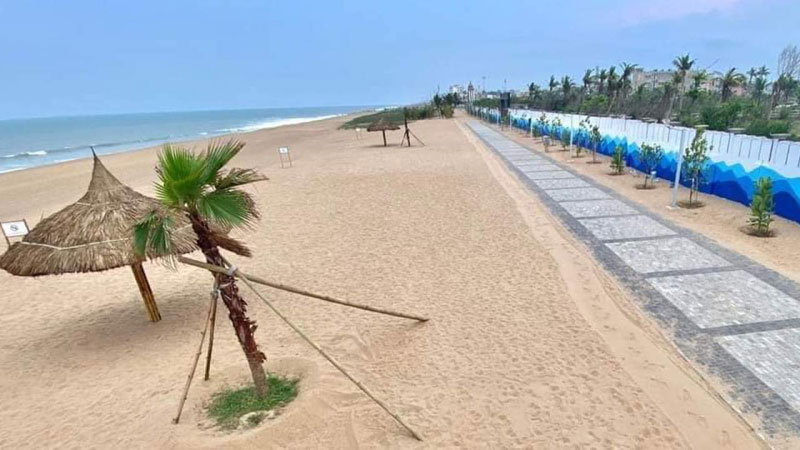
[278,146,292,168]
[1,219,29,246]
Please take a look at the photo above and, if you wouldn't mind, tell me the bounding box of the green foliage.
[133,139,265,258]
[700,101,744,131]
[682,129,711,206]
[610,145,626,174]
[639,143,664,188]
[441,103,454,118]
[207,376,299,429]
[589,124,602,162]
[744,119,791,137]
[560,128,570,150]
[749,177,774,236]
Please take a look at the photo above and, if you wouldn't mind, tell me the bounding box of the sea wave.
[216,114,344,134]
[3,150,48,158]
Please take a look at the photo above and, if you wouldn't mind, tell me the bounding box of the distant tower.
[467,82,475,104]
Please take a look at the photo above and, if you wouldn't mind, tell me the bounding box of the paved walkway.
[467,120,800,438]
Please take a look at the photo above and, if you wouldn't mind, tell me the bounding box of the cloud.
[618,0,746,25]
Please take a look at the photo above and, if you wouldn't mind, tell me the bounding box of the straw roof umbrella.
[367,119,400,147]
[0,152,198,321]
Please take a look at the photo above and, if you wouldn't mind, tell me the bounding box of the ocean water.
[0,106,370,173]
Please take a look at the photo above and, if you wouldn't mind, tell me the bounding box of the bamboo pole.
[173,286,217,424]
[131,262,161,322]
[204,293,218,381]
[177,256,428,322]
[222,259,423,441]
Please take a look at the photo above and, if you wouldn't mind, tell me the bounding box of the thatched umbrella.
[0,152,198,322]
[367,119,400,147]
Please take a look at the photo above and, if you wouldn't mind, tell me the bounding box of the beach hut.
[367,119,400,147]
[0,152,198,322]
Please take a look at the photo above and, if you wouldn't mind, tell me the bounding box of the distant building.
[449,84,467,98]
[631,68,686,90]
[467,82,476,103]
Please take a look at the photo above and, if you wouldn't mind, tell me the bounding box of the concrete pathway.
[467,120,800,438]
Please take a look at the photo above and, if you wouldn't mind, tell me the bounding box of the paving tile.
[515,163,560,172]
[719,329,800,413]
[579,215,676,241]
[649,270,800,328]
[559,199,638,218]
[524,170,576,180]
[606,237,730,274]
[545,187,611,201]
[531,178,591,190]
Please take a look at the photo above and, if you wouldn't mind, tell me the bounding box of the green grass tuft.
[206,375,299,430]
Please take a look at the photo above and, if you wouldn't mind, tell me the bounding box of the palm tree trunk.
[190,215,269,397]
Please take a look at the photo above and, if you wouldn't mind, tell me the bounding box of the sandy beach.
[0,114,764,448]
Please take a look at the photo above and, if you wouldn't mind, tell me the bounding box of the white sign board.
[1,220,28,238]
[278,146,292,168]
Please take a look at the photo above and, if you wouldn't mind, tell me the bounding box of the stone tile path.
[466,120,800,438]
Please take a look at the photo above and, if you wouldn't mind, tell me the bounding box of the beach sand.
[0,115,762,448]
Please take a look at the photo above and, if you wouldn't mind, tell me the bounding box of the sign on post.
[1,219,29,246]
[278,146,292,168]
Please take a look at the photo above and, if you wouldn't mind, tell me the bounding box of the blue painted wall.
[471,107,800,224]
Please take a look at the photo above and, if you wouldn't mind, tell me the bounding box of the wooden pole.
[173,286,217,424]
[131,262,161,322]
[382,130,387,147]
[178,256,428,322]
[226,260,423,441]
[204,292,219,381]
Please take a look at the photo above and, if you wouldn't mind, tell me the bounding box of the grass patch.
[207,375,299,430]
[339,105,436,130]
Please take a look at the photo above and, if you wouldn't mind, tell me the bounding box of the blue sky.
[0,0,798,119]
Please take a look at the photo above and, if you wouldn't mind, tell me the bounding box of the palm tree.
[747,67,758,85]
[752,76,768,104]
[688,70,708,106]
[721,68,745,101]
[597,68,608,95]
[582,69,594,94]
[605,66,619,113]
[757,65,770,79]
[672,54,695,112]
[133,140,270,397]
[618,62,639,108]
[548,76,558,92]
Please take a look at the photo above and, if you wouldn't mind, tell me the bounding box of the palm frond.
[133,210,178,266]
[214,168,268,189]
[155,144,206,207]
[202,139,246,182]
[196,188,258,229]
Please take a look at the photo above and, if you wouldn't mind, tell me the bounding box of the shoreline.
[0,111,360,179]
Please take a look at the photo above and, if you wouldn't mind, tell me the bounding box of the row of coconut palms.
[487,47,800,139]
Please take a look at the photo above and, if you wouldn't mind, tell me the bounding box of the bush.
[610,145,626,175]
[749,177,774,236]
[639,143,664,188]
[441,103,454,118]
[700,101,744,131]
[588,125,602,163]
[744,119,791,138]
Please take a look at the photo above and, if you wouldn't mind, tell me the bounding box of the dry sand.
[0,115,763,448]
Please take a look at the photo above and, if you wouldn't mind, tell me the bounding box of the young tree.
[589,124,602,163]
[133,140,270,397]
[639,143,664,189]
[721,68,745,102]
[682,129,711,206]
[610,145,626,175]
[749,177,774,236]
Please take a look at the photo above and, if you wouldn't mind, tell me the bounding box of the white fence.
[510,108,800,177]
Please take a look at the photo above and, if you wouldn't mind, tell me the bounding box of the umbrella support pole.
[132,263,161,322]
[382,130,387,146]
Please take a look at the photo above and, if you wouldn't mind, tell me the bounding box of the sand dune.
[0,115,761,448]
